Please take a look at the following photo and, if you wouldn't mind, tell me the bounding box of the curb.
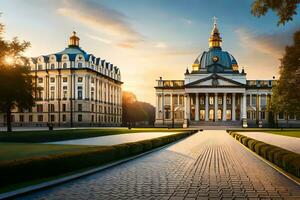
[230,134,300,186]
[0,132,197,199]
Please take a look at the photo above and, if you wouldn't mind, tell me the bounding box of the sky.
[1,0,299,105]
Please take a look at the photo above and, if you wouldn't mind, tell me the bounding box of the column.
[205,93,209,121]
[222,93,227,121]
[214,93,218,121]
[240,94,243,120]
[243,93,247,119]
[161,93,164,120]
[187,94,190,120]
[195,93,199,121]
[170,93,173,121]
[184,94,188,120]
[232,93,236,121]
[155,94,159,119]
[249,93,252,107]
[258,94,261,120]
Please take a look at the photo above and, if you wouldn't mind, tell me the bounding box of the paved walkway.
[18,130,300,199]
[48,132,179,146]
[239,132,300,154]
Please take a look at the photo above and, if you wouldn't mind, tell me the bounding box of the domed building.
[154,19,296,128]
[0,32,123,127]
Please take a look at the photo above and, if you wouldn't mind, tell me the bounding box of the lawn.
[264,130,300,138]
[0,143,96,162]
[0,128,186,143]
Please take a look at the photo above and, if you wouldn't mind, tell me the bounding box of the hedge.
[229,132,300,178]
[0,130,197,188]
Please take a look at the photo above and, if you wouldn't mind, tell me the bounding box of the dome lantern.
[209,17,222,49]
[68,31,80,48]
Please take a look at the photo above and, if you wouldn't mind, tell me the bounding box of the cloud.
[86,34,112,44]
[155,42,167,49]
[235,27,295,58]
[182,18,193,25]
[58,0,144,48]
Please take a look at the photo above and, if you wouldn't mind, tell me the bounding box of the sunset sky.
[1,0,299,105]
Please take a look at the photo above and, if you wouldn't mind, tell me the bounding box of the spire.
[68,31,80,48]
[209,16,222,49]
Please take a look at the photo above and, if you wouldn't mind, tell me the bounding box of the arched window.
[218,109,222,120]
[63,63,67,68]
[209,109,214,121]
[50,63,55,69]
[226,110,231,120]
[78,62,82,68]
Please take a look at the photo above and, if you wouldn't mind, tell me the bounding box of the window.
[261,95,266,107]
[91,104,94,112]
[246,95,250,106]
[179,95,184,105]
[226,110,231,120]
[165,95,170,105]
[63,86,68,99]
[78,77,83,82]
[77,86,83,100]
[200,96,205,105]
[78,63,82,68]
[252,95,257,107]
[38,64,42,70]
[278,112,284,119]
[50,63,55,69]
[37,104,43,112]
[261,111,265,120]
[78,104,82,112]
[19,115,24,122]
[218,109,222,120]
[50,77,55,83]
[165,109,170,119]
[289,113,295,120]
[226,96,231,105]
[63,63,67,68]
[62,104,66,112]
[218,96,222,105]
[91,115,94,122]
[91,78,95,83]
[50,104,55,112]
[200,110,205,120]
[247,111,251,119]
[209,109,214,120]
[78,114,82,121]
[91,87,94,100]
[62,114,66,122]
[38,115,43,122]
[209,96,214,105]
[50,115,55,122]
[63,77,68,82]
[50,86,55,100]
[38,78,43,83]
[29,115,33,122]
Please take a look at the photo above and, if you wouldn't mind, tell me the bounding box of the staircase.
[189,120,241,129]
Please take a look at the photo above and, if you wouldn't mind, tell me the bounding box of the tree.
[251,0,300,25]
[270,30,300,126]
[0,21,34,132]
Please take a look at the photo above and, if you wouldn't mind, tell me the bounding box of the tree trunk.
[286,112,289,128]
[6,107,12,132]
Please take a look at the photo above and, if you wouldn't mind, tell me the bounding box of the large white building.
[0,32,122,127]
[155,21,300,128]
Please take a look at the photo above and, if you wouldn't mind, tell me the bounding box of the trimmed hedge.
[229,131,300,178]
[0,130,197,188]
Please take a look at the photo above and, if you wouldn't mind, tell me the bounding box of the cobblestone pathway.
[19,130,300,200]
[238,131,300,154]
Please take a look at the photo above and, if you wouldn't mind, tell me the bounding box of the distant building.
[0,32,122,127]
[155,20,300,128]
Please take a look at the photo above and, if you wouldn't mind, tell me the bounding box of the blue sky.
[1,0,299,104]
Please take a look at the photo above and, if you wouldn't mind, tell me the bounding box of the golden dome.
[209,17,222,48]
[68,31,80,47]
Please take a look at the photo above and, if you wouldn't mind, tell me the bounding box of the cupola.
[209,17,222,49]
[68,31,80,48]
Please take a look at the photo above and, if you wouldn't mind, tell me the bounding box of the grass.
[0,131,196,193]
[0,143,97,162]
[264,131,300,138]
[0,128,187,143]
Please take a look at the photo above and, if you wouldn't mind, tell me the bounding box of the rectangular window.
[50,77,55,83]
[218,96,222,105]
[91,104,94,112]
[38,78,43,83]
[252,95,257,107]
[78,77,83,82]
[209,96,214,105]
[226,96,231,105]
[91,115,94,122]
[200,96,205,105]
[38,115,43,122]
[62,104,66,112]
[29,115,33,122]
[261,95,266,107]
[289,113,295,120]
[37,104,43,112]
[19,115,24,122]
[63,77,68,82]
[50,104,55,112]
[179,95,184,105]
[62,114,66,122]
[261,111,265,120]
[78,104,82,112]
[279,112,284,119]
[77,86,82,100]
[78,114,82,122]
[246,95,250,106]
[50,115,55,122]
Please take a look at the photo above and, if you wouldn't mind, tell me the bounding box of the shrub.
[247,139,258,151]
[128,142,144,155]
[241,137,251,147]
[273,150,291,168]
[260,145,275,159]
[267,147,282,162]
[113,144,130,159]
[253,142,268,156]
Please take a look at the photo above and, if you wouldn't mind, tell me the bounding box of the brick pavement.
[18,130,300,199]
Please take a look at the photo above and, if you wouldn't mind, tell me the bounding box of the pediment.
[185,74,245,88]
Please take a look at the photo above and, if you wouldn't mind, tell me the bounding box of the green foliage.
[0,21,34,132]
[230,132,300,178]
[251,0,300,25]
[0,131,195,189]
[270,29,300,120]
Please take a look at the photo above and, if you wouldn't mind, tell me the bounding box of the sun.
[5,55,14,65]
